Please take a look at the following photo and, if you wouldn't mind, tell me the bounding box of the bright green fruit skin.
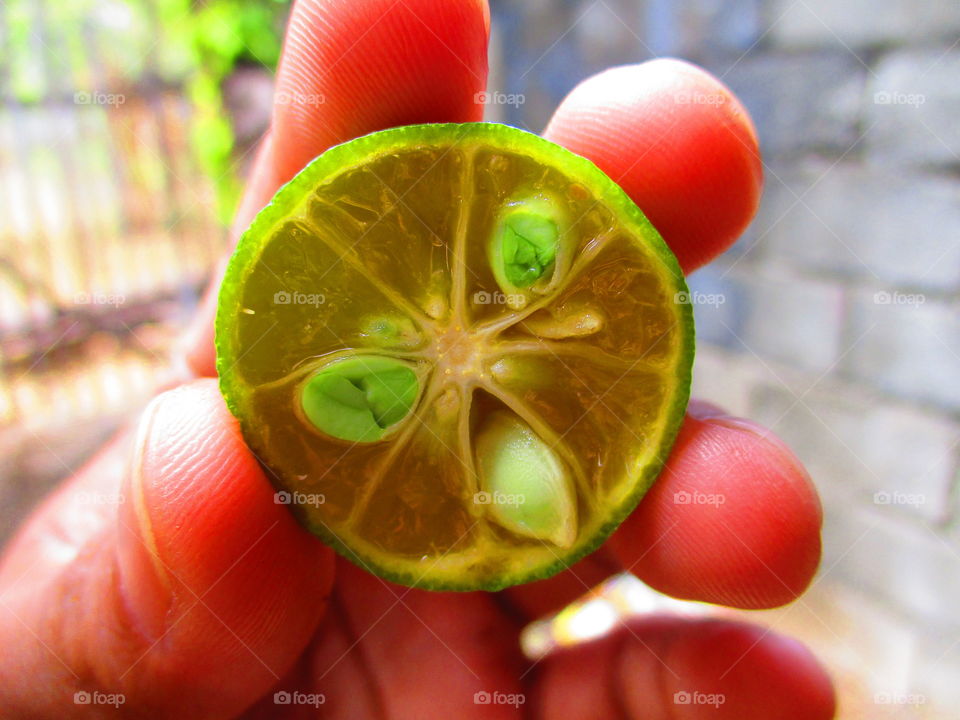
[216,122,694,592]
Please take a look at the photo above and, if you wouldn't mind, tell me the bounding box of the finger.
[533,616,835,719]
[543,59,763,274]
[267,558,526,718]
[608,402,822,609]
[498,551,622,622]
[183,0,490,377]
[0,380,333,717]
[502,402,821,619]
[271,0,489,182]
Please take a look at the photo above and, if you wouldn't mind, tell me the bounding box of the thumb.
[181,0,491,378]
[0,380,333,717]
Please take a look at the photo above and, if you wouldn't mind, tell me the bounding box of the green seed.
[500,212,558,286]
[521,306,604,339]
[489,195,563,294]
[474,411,577,547]
[300,355,419,442]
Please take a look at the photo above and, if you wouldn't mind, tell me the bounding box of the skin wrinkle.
[322,587,390,720]
[102,383,333,715]
[147,393,257,568]
[607,634,634,720]
[490,589,534,630]
[44,529,155,709]
[533,635,629,720]
[709,416,822,521]
[617,625,678,720]
[646,497,795,608]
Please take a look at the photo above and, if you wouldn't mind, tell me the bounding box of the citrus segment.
[305,147,461,322]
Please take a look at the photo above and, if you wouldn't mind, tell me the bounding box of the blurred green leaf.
[5,0,289,223]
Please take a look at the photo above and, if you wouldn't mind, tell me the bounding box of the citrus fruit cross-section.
[216,123,694,591]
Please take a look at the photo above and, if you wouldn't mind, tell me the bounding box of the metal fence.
[0,0,235,541]
[0,0,226,436]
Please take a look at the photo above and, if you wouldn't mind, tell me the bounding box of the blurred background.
[0,0,957,717]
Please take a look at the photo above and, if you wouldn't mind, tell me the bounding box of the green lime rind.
[216,122,694,592]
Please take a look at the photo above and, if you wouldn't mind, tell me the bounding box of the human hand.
[0,1,835,717]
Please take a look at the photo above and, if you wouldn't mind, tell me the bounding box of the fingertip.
[271,0,489,181]
[616,618,836,719]
[129,379,332,600]
[0,380,333,715]
[635,620,836,719]
[609,410,822,609]
[536,617,835,720]
[118,380,333,704]
[180,1,491,375]
[544,59,762,273]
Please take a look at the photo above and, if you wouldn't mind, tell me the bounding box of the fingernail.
[688,400,790,451]
[117,394,175,640]
[707,415,801,465]
[686,399,730,421]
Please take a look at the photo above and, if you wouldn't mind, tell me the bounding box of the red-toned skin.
[0,1,835,717]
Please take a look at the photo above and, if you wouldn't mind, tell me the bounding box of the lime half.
[216,123,693,591]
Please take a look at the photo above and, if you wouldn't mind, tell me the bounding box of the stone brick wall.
[492,0,958,715]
